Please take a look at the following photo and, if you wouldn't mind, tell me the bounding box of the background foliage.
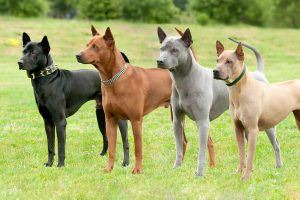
[0,0,299,27]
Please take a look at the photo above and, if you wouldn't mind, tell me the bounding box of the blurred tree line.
[0,0,299,28]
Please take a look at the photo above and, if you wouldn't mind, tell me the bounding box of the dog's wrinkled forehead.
[86,36,103,47]
[219,50,237,61]
[23,42,43,53]
[161,36,184,50]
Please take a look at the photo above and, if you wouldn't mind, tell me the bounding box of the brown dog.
[76,26,215,173]
[213,41,300,180]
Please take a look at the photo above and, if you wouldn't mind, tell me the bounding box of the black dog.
[17,33,130,167]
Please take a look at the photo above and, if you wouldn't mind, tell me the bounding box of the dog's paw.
[122,160,129,167]
[132,166,142,174]
[241,173,251,181]
[44,162,53,167]
[173,160,182,168]
[100,150,106,156]
[57,162,65,167]
[236,165,245,174]
[103,165,113,173]
[195,171,205,177]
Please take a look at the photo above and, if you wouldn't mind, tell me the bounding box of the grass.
[0,17,300,199]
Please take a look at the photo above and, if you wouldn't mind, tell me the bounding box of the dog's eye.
[30,50,35,55]
[92,44,97,49]
[226,60,232,64]
[171,48,178,53]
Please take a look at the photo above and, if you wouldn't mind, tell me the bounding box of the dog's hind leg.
[96,107,108,156]
[118,120,130,167]
[293,110,300,131]
[44,118,55,167]
[265,127,282,168]
[207,133,216,167]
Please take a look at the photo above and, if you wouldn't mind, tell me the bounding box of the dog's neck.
[96,48,126,82]
[171,49,196,78]
[227,65,250,99]
[28,54,54,74]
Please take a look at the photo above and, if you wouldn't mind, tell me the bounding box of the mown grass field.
[0,17,300,199]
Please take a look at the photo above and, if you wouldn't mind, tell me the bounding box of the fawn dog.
[213,41,300,180]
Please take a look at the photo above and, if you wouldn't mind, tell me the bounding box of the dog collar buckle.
[101,63,128,85]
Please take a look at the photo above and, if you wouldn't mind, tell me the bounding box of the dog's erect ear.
[174,27,184,37]
[103,27,114,41]
[181,28,193,47]
[216,40,224,57]
[157,27,167,44]
[103,27,115,48]
[40,36,51,54]
[235,43,244,61]
[22,32,31,47]
[91,25,99,36]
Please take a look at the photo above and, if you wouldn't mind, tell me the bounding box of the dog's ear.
[235,43,244,61]
[91,25,99,36]
[40,36,51,54]
[216,40,224,57]
[157,27,167,44]
[181,28,193,47]
[22,32,31,47]
[103,27,115,48]
[174,27,184,37]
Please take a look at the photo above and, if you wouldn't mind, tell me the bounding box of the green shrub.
[48,0,78,18]
[0,0,47,17]
[123,0,179,23]
[78,0,122,20]
[196,13,211,25]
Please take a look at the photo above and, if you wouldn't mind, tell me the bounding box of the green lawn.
[0,17,299,199]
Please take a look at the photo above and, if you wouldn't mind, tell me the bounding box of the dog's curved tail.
[120,52,130,63]
[228,38,264,73]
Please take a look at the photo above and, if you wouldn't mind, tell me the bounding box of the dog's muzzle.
[18,60,24,70]
[76,53,84,63]
[213,69,228,80]
[156,60,165,68]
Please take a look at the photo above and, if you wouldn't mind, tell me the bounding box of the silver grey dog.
[156,27,282,176]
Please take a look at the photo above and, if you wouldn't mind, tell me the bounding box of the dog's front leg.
[105,116,118,172]
[118,120,130,167]
[131,120,143,174]
[234,122,246,173]
[196,119,210,176]
[242,127,259,181]
[44,119,55,167]
[54,118,67,167]
[172,110,184,168]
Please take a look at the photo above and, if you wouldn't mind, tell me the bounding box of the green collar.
[27,64,58,80]
[226,66,246,86]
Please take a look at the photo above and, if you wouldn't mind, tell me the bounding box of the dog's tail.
[120,52,130,63]
[228,38,264,73]
[175,27,198,61]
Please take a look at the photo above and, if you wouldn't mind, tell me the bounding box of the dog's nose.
[75,53,82,62]
[18,60,24,69]
[213,70,219,78]
[157,60,164,66]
